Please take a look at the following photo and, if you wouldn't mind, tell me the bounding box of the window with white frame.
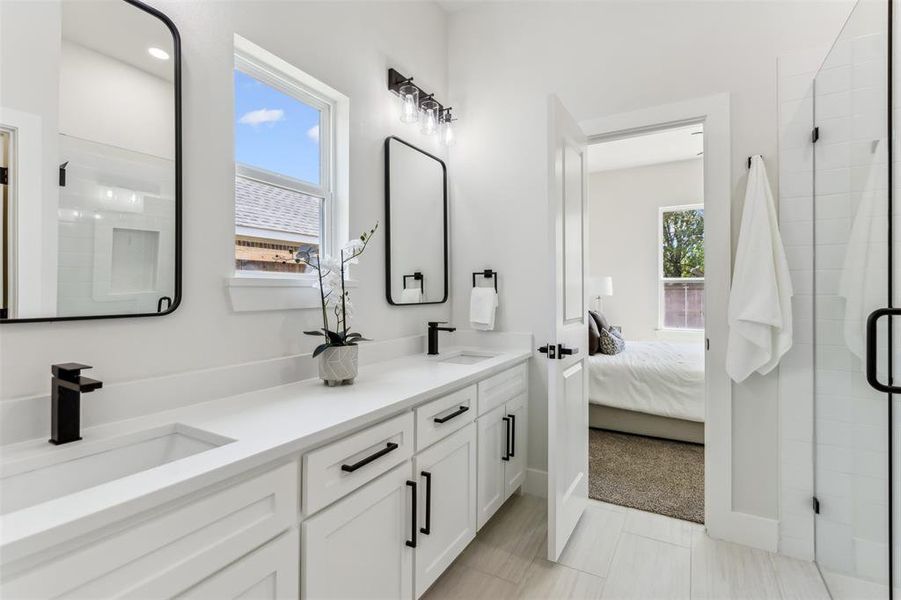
[659,204,704,330]
[233,42,339,276]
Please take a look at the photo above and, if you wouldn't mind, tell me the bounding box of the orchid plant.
[296,223,378,358]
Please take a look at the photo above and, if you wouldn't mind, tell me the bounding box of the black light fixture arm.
[388,68,456,123]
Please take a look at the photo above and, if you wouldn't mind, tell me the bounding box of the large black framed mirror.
[0,0,181,323]
[384,137,448,305]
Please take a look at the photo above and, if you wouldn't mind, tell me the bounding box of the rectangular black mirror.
[0,0,181,323]
[384,137,447,305]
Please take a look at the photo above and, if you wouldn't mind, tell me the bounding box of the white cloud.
[306,125,320,142]
[238,108,285,127]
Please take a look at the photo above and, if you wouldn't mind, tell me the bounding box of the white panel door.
[413,424,477,598]
[303,462,415,600]
[503,393,527,498]
[179,529,299,600]
[545,95,589,561]
[476,404,507,529]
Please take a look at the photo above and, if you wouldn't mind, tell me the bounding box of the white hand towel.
[401,288,423,303]
[726,155,794,383]
[470,287,498,331]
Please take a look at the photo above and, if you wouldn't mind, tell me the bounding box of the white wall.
[0,1,451,437]
[447,0,854,520]
[588,158,703,341]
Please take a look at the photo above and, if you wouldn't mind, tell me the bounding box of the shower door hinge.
[706,338,710,351]
[811,127,820,143]
[0,167,7,185]
[812,496,820,514]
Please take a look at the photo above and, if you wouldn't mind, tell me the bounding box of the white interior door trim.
[579,94,776,551]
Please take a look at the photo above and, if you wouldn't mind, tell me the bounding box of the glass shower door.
[813,1,892,597]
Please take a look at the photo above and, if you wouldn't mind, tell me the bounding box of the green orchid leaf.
[312,343,332,358]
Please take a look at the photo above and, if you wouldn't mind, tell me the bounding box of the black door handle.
[502,416,510,461]
[420,471,432,535]
[406,480,417,548]
[558,345,578,357]
[434,405,469,424]
[508,414,516,458]
[866,307,901,393]
[341,442,399,472]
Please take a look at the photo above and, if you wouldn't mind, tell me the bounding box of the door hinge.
[812,496,820,514]
[0,166,7,185]
[811,127,820,143]
[706,338,710,351]
[59,161,69,187]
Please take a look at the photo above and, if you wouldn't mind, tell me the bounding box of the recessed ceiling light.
[148,47,170,61]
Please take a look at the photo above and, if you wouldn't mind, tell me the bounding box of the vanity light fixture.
[147,47,170,60]
[387,68,458,137]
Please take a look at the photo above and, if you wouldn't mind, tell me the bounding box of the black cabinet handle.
[866,307,901,393]
[434,405,469,424]
[406,480,417,548]
[502,417,510,461]
[509,414,516,458]
[341,442,399,473]
[420,471,432,535]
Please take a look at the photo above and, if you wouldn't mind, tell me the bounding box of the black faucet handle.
[52,363,93,380]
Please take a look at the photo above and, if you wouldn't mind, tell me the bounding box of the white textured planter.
[318,345,359,386]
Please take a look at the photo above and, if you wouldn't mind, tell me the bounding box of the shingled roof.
[235,175,320,237]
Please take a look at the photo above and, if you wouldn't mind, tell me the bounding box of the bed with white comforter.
[588,341,705,422]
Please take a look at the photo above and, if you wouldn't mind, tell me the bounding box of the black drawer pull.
[420,471,432,535]
[406,480,417,548]
[509,414,516,458]
[434,405,470,424]
[502,417,511,461]
[341,442,399,472]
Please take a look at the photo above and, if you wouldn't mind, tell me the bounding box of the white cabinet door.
[179,529,299,599]
[504,393,527,499]
[303,462,415,600]
[476,404,507,530]
[413,424,477,597]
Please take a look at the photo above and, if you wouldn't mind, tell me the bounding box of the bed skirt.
[589,404,704,444]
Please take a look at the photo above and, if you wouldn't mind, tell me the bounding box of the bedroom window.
[233,38,344,277]
[659,204,704,330]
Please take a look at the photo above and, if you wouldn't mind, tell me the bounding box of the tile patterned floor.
[423,494,830,600]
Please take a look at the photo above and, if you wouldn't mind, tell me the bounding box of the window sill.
[226,275,358,312]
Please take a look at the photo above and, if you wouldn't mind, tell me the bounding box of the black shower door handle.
[865,307,901,393]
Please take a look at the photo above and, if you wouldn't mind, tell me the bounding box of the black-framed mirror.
[0,0,181,323]
[384,137,448,305]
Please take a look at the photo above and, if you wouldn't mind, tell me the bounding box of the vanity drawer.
[2,462,297,599]
[303,412,414,515]
[477,363,527,416]
[416,384,476,450]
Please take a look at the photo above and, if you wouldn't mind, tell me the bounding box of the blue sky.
[234,70,320,185]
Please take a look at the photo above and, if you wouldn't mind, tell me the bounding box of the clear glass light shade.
[442,119,455,146]
[398,84,419,124]
[420,100,439,135]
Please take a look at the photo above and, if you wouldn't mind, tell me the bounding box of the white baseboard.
[524,468,548,498]
[707,510,779,553]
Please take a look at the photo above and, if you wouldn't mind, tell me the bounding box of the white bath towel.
[470,287,498,331]
[839,166,886,361]
[726,155,794,383]
[401,288,423,303]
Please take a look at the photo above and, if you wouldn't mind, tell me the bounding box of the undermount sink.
[0,424,234,515]
[436,350,498,365]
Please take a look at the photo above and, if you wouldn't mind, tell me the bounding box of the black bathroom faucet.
[427,321,456,355]
[50,363,103,445]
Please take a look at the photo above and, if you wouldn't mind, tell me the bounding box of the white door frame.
[580,94,774,550]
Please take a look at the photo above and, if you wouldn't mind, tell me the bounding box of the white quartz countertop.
[0,346,531,562]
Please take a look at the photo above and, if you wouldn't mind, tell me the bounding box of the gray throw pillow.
[599,326,625,355]
[588,315,600,355]
[588,310,610,332]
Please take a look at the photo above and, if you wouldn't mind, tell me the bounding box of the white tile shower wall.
[777,46,821,562]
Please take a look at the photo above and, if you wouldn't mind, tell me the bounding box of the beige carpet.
[588,428,704,523]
